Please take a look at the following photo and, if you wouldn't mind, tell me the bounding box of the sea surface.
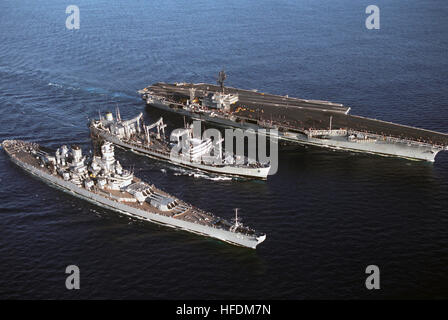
[0,0,447,299]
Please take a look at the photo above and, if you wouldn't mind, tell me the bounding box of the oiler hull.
[90,127,270,179]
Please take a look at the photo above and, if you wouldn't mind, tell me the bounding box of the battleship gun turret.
[2,139,266,248]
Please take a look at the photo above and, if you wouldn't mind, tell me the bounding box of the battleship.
[139,71,448,162]
[89,109,271,179]
[1,139,266,248]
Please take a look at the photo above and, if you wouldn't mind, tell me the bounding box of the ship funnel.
[105,111,114,122]
[189,87,196,102]
[71,145,82,163]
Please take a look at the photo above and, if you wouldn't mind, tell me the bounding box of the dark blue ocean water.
[0,0,447,299]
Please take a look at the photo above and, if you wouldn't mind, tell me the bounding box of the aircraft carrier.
[1,139,266,248]
[139,71,448,162]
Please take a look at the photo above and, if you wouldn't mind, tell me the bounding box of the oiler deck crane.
[143,117,167,144]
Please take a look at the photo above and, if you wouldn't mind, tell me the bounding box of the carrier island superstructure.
[139,72,448,162]
[1,139,266,248]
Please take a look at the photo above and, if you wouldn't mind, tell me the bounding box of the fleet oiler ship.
[89,109,270,179]
[139,71,448,162]
[1,139,266,248]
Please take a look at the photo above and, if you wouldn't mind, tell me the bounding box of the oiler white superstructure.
[89,109,271,179]
[2,139,266,248]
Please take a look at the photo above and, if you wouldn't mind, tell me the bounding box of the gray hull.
[91,127,270,179]
[6,151,264,249]
[148,99,444,162]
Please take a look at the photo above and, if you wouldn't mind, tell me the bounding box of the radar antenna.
[217,70,226,93]
[230,208,242,232]
[115,105,121,122]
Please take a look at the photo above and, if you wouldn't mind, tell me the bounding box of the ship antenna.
[233,208,241,228]
[218,70,226,93]
[115,104,121,122]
